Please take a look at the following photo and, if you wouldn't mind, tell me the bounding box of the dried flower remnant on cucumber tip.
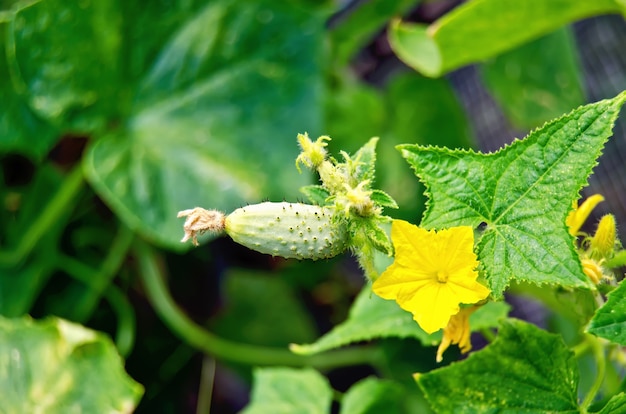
[177,208,226,246]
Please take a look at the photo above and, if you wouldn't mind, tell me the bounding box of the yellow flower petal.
[566,194,604,236]
[372,220,490,334]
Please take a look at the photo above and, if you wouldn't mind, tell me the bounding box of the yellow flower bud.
[590,214,617,260]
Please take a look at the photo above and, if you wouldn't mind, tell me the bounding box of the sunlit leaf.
[0,316,143,413]
[389,0,622,77]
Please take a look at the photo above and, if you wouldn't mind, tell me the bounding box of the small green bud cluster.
[295,133,398,279]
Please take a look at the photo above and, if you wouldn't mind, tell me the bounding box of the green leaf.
[210,269,317,347]
[340,377,406,414]
[399,92,626,297]
[417,319,579,413]
[291,285,439,355]
[240,367,332,414]
[0,315,143,413]
[587,279,626,345]
[388,0,623,77]
[300,185,331,206]
[0,20,58,159]
[371,189,398,209]
[84,0,326,249]
[597,393,626,414]
[481,27,585,129]
[365,221,393,256]
[10,0,122,127]
[351,136,378,184]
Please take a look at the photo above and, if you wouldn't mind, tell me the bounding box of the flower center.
[437,270,449,283]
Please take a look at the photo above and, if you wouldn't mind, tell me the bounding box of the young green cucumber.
[225,202,349,260]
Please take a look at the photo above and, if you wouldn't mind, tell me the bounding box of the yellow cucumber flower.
[372,220,490,334]
[436,306,478,362]
[566,194,604,236]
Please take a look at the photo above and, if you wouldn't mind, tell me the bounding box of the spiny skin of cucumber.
[224,202,348,260]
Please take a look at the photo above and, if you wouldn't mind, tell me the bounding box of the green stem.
[134,239,382,369]
[71,224,135,322]
[0,165,84,267]
[580,334,606,413]
[59,254,136,357]
[196,355,215,414]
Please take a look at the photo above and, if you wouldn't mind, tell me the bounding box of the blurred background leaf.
[389,0,623,77]
[481,27,585,129]
[84,0,328,250]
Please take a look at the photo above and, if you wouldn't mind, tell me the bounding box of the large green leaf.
[0,19,58,159]
[587,279,626,345]
[340,377,406,414]
[0,315,143,412]
[291,285,509,355]
[84,0,326,249]
[389,0,623,77]
[417,319,579,413]
[240,367,332,414]
[481,27,585,129]
[10,0,122,128]
[399,92,626,297]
